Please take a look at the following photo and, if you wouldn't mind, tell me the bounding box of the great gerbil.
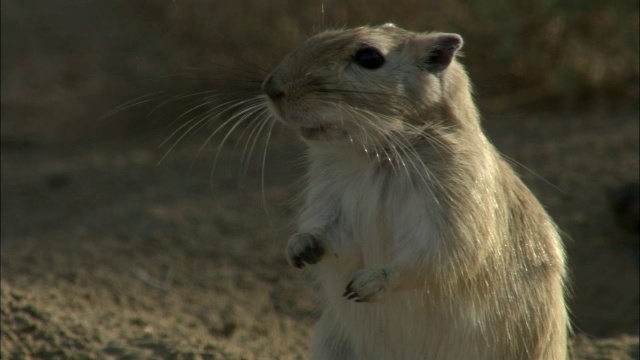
[262,24,569,360]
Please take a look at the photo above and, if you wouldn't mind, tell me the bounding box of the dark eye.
[353,47,385,70]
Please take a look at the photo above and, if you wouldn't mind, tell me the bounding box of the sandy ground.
[2,111,639,359]
[1,1,639,359]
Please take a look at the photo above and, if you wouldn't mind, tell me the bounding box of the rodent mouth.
[298,123,349,141]
[299,125,326,139]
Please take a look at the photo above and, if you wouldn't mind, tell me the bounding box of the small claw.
[343,281,355,298]
[346,292,359,300]
[345,281,353,291]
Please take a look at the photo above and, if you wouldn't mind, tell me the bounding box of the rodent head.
[262,25,469,146]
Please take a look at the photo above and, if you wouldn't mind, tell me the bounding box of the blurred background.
[1,0,638,358]
[2,0,638,141]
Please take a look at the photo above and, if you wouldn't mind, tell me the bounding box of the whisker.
[393,134,450,203]
[231,106,265,156]
[157,95,229,148]
[148,89,222,118]
[499,152,568,195]
[205,97,269,180]
[240,108,273,176]
[260,119,277,226]
[185,104,263,180]
[158,97,263,165]
[340,105,450,200]
[101,91,164,120]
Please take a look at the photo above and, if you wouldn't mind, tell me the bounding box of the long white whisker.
[342,105,400,173]
[157,95,229,148]
[101,91,163,120]
[389,131,450,203]
[231,106,265,155]
[402,122,454,160]
[206,97,269,182]
[148,89,222,118]
[499,151,567,195]
[261,119,277,226]
[240,108,273,176]
[158,97,263,165]
[342,105,451,202]
[158,91,259,145]
[224,104,271,177]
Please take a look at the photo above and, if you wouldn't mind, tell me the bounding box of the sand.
[2,111,639,359]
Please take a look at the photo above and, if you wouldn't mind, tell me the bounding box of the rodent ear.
[423,33,463,73]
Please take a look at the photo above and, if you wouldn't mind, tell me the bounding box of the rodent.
[262,24,569,359]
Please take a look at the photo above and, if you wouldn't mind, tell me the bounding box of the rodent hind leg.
[309,311,353,360]
[285,228,327,268]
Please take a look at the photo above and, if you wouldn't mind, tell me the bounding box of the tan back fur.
[263,24,569,360]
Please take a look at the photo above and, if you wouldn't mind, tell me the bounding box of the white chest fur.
[296,150,456,359]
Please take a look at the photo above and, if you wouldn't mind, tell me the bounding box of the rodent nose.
[263,74,285,100]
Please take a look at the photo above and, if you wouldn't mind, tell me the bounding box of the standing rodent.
[262,24,568,359]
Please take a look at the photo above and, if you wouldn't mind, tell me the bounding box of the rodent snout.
[262,74,285,100]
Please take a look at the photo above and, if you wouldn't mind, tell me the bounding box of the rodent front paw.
[285,232,325,268]
[343,268,393,303]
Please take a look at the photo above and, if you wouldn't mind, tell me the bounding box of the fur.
[264,25,568,359]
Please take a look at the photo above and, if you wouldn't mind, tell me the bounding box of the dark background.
[2,1,638,358]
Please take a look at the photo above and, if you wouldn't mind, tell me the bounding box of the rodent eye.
[353,47,385,70]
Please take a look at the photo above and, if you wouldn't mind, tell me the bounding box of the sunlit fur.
[262,25,568,360]
[133,25,569,359]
